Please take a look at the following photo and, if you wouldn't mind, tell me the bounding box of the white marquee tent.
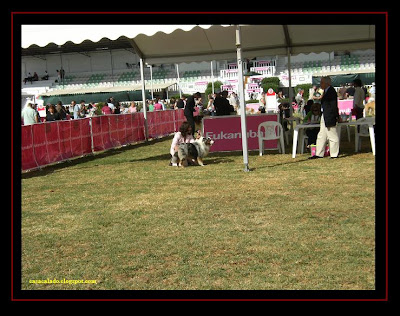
[21,24,375,171]
[21,25,375,64]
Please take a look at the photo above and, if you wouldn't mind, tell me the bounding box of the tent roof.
[21,25,375,64]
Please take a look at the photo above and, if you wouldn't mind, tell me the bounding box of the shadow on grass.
[22,131,371,178]
[129,146,365,169]
[21,137,172,179]
[129,152,235,165]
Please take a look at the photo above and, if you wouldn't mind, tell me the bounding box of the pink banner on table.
[203,114,279,152]
[338,99,353,115]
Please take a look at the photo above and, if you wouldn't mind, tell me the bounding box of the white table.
[283,116,301,144]
[292,118,375,158]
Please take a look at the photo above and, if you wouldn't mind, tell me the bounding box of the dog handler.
[184,92,201,134]
[169,121,199,166]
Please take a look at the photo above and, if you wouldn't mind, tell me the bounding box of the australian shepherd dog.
[178,137,214,167]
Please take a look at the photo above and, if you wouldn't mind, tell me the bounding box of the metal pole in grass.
[236,25,250,172]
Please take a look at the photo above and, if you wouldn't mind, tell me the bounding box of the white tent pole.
[146,63,154,100]
[176,64,182,98]
[139,58,148,140]
[211,60,214,95]
[236,25,250,172]
[287,47,293,117]
[110,49,114,87]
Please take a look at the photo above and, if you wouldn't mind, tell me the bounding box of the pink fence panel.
[31,123,50,167]
[58,120,74,160]
[117,115,127,145]
[69,119,92,157]
[147,111,162,138]
[21,110,188,171]
[117,114,129,146]
[108,115,128,147]
[121,113,144,145]
[174,109,186,132]
[90,116,104,152]
[163,110,175,135]
[108,115,120,147]
[147,110,176,138]
[81,119,92,155]
[21,125,38,171]
[91,116,113,152]
[125,112,145,144]
[43,121,63,164]
[90,113,145,153]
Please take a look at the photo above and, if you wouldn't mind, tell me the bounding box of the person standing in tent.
[229,92,239,113]
[184,92,201,134]
[353,79,365,121]
[309,76,340,159]
[214,90,233,116]
[176,96,186,109]
[71,100,80,119]
[295,88,305,114]
[128,101,137,113]
[21,103,38,125]
[154,98,163,111]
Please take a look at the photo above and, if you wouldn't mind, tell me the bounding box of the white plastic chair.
[355,117,374,153]
[258,121,285,155]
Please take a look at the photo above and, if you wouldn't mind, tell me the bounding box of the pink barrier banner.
[120,112,145,145]
[147,109,189,138]
[90,113,146,152]
[203,114,279,152]
[31,123,50,167]
[70,119,92,157]
[91,115,113,152]
[44,121,63,164]
[175,109,186,130]
[338,99,354,115]
[21,119,93,170]
[147,110,174,138]
[21,125,38,171]
[21,110,185,171]
[58,120,74,160]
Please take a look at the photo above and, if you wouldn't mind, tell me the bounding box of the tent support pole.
[211,60,214,95]
[236,25,250,172]
[110,49,114,87]
[176,64,182,98]
[140,58,148,141]
[287,47,293,117]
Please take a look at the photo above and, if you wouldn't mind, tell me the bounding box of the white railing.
[250,66,276,77]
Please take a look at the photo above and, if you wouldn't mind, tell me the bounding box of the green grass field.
[21,131,375,291]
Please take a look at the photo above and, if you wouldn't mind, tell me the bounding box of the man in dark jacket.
[184,92,201,134]
[214,90,234,116]
[310,76,340,159]
[176,96,185,109]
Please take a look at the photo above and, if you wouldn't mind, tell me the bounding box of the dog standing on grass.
[178,136,214,167]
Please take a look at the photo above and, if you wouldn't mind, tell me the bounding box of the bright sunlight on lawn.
[21,133,375,290]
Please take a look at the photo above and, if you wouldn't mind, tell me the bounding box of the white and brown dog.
[178,136,214,167]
